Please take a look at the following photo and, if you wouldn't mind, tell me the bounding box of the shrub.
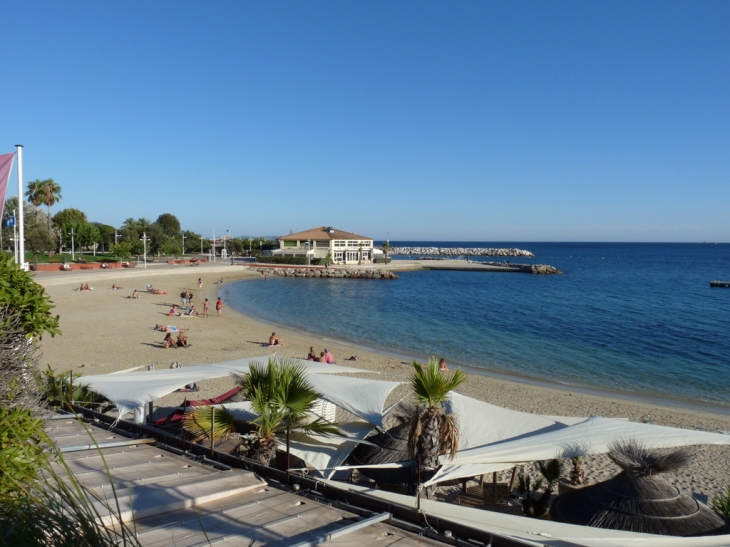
[255,256,308,265]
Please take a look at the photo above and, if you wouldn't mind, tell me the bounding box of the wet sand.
[35,263,730,500]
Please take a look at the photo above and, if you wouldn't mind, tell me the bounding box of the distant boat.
[710,280,730,288]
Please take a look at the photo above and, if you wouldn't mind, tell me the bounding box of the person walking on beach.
[215,297,223,316]
[180,291,187,306]
[203,298,210,318]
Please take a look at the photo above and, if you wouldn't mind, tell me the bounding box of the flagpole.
[13,208,18,264]
[15,145,25,270]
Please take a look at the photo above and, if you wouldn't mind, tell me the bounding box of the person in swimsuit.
[215,297,223,316]
[307,347,316,360]
[439,358,449,372]
[198,278,203,288]
[176,332,189,348]
[203,298,210,318]
[162,333,177,348]
[316,352,327,363]
[269,332,283,346]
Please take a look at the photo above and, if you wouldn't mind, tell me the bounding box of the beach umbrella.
[551,441,728,537]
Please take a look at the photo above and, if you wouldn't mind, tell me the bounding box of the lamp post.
[16,144,25,269]
[181,232,186,256]
[140,232,148,269]
[200,235,204,256]
[70,227,75,261]
[212,229,216,262]
[224,229,229,254]
[114,231,119,245]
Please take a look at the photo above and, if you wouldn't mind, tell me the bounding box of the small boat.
[710,280,730,288]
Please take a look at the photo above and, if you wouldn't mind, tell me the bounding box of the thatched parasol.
[551,441,727,537]
[347,422,412,486]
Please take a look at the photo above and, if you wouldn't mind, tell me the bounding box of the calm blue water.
[221,243,730,408]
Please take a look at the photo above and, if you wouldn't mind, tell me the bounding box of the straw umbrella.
[551,441,727,536]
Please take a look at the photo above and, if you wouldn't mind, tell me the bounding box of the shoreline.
[222,276,730,417]
[33,264,730,499]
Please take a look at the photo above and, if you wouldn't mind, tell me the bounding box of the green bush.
[0,254,60,340]
[255,256,308,265]
[373,258,391,264]
[0,407,47,497]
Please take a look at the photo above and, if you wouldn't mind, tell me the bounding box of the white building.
[272,226,379,265]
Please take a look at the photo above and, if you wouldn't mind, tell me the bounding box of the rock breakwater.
[250,267,398,279]
[389,247,534,257]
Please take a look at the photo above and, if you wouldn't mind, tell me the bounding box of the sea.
[220,242,730,411]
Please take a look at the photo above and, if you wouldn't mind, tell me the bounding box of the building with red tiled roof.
[273,226,378,265]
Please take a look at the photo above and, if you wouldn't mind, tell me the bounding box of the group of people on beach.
[75,283,93,291]
[307,346,336,363]
[162,331,189,348]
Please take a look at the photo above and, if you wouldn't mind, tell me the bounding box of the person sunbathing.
[168,306,181,316]
[315,351,327,363]
[176,332,189,348]
[187,305,200,316]
[269,332,283,346]
[127,290,140,299]
[155,325,188,332]
[112,284,123,290]
[162,333,178,348]
[307,346,316,360]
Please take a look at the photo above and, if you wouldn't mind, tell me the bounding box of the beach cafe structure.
[77,357,730,546]
[271,226,379,265]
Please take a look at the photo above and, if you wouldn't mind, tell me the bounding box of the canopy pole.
[15,145,25,269]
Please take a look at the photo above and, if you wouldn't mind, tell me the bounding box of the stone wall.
[389,247,534,257]
[251,267,398,279]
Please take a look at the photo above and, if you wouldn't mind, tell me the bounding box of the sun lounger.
[152,386,242,426]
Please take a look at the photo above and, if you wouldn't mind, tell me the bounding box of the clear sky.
[2,1,728,242]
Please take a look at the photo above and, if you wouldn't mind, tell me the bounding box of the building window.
[283,240,297,247]
[334,241,346,248]
[334,251,344,261]
[346,251,358,262]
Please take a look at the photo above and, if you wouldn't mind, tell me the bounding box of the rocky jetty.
[519,264,563,275]
[389,247,534,258]
[251,267,398,279]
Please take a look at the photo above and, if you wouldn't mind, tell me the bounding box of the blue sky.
[2,1,728,242]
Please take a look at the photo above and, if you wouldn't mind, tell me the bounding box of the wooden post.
[508,466,518,497]
[493,471,498,503]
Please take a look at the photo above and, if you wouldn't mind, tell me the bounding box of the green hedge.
[256,256,308,265]
[373,258,392,264]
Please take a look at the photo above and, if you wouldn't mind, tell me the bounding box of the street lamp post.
[70,227,75,261]
[114,231,119,245]
[249,237,252,256]
[181,233,186,256]
[140,232,148,269]
[200,235,204,256]
[212,229,216,262]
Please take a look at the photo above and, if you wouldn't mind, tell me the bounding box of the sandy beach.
[35,263,730,500]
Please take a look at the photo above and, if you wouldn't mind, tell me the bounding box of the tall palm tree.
[407,357,465,494]
[40,179,62,233]
[25,180,46,224]
[381,240,391,263]
[122,218,139,230]
[137,217,152,230]
[183,356,339,471]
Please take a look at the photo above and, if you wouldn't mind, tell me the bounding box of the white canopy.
[76,357,366,418]
[318,480,730,547]
[424,415,730,486]
[222,401,374,479]
[307,374,402,429]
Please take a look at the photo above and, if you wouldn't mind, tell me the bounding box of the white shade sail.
[76,357,366,418]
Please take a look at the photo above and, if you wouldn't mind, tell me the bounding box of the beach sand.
[35,263,730,500]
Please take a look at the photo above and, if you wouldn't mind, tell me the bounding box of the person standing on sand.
[198,278,203,289]
[215,297,223,316]
[180,291,187,306]
[203,298,210,318]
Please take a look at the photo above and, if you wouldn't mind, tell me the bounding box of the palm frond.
[290,417,340,437]
[182,405,239,443]
[410,357,466,407]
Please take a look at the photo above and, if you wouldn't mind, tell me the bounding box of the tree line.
[2,179,274,259]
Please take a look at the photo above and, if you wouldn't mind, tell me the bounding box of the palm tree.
[183,356,339,472]
[40,179,62,233]
[381,240,391,263]
[137,217,152,230]
[407,357,465,494]
[122,218,139,230]
[24,180,46,224]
